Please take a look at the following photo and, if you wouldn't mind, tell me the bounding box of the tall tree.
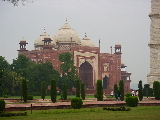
[59,52,77,91]
[76,79,80,98]
[22,78,27,103]
[41,81,46,100]
[50,79,57,103]
[138,80,143,101]
[119,80,124,101]
[81,82,85,100]
[114,84,118,99]
[96,80,103,101]
[62,83,67,100]
[153,81,160,100]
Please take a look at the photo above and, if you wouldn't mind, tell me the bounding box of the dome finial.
[85,32,87,37]
[66,18,68,23]
[44,27,46,33]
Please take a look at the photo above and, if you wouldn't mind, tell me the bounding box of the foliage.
[126,93,132,97]
[103,107,131,111]
[153,81,160,100]
[143,84,153,97]
[114,84,118,99]
[138,80,143,101]
[81,82,85,100]
[62,83,67,100]
[51,79,57,103]
[96,80,103,101]
[41,81,46,100]
[119,80,124,101]
[27,95,33,100]
[2,0,33,6]
[71,97,83,109]
[125,96,139,107]
[76,79,80,98]
[0,112,27,117]
[59,52,77,91]
[22,78,27,103]
[0,99,5,113]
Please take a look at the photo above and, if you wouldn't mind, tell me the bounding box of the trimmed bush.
[153,81,160,100]
[3,95,8,98]
[125,96,138,107]
[71,97,83,109]
[96,80,103,101]
[0,99,5,113]
[81,82,85,100]
[27,95,33,100]
[119,80,124,101]
[126,93,132,97]
[138,80,143,101]
[51,79,57,103]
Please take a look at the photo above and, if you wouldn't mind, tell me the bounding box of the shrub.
[0,99,5,113]
[71,97,83,109]
[81,82,85,100]
[138,80,143,101]
[126,93,132,97]
[27,95,33,100]
[22,78,27,103]
[3,95,8,98]
[41,81,46,100]
[51,79,57,103]
[76,79,80,98]
[62,83,67,100]
[96,80,103,101]
[125,96,138,107]
[114,84,118,99]
[94,93,98,98]
[119,80,124,101]
[153,81,160,100]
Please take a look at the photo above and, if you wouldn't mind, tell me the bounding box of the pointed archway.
[79,61,93,89]
[103,76,109,89]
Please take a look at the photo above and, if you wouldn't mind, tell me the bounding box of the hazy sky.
[0,0,151,86]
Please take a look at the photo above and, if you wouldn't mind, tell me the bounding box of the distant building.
[17,20,131,94]
[148,0,160,88]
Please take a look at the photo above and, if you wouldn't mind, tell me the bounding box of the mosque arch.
[79,61,93,89]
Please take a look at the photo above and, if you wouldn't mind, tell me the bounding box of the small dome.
[34,32,55,46]
[20,37,26,42]
[81,34,95,47]
[53,22,81,44]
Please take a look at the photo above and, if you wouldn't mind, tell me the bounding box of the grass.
[1,106,160,120]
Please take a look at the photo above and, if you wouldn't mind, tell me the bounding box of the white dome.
[53,22,81,44]
[81,35,95,47]
[34,32,55,46]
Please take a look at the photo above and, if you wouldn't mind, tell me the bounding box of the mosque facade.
[148,0,160,88]
[17,21,131,94]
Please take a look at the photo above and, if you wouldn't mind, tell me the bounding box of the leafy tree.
[138,80,143,101]
[153,81,160,100]
[114,84,118,99]
[59,52,77,91]
[119,80,124,101]
[96,80,103,101]
[50,79,57,103]
[41,81,46,100]
[62,83,67,100]
[22,78,27,103]
[76,79,80,98]
[143,84,153,97]
[2,0,33,6]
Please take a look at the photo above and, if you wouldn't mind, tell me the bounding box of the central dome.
[53,22,81,45]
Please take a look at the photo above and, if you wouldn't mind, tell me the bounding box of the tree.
[62,83,67,100]
[119,80,124,101]
[2,0,33,6]
[81,82,85,100]
[153,81,160,100]
[143,84,153,97]
[22,78,27,103]
[138,80,143,101]
[41,81,46,100]
[114,84,118,99]
[50,79,57,103]
[96,80,103,101]
[76,79,80,98]
[59,52,78,91]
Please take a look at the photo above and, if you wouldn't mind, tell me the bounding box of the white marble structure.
[148,0,160,87]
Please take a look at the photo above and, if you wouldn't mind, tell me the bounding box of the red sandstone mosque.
[17,20,131,94]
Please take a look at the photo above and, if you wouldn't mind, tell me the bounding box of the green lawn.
[1,106,160,120]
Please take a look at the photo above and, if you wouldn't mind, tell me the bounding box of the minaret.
[147,0,160,87]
